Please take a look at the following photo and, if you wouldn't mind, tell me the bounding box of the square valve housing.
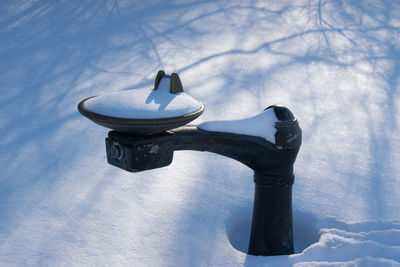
[105,131,174,173]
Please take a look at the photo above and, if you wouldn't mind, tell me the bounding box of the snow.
[198,108,278,143]
[1,0,400,266]
[82,76,203,119]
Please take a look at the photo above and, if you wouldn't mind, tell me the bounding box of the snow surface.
[199,108,278,143]
[1,0,400,266]
[83,77,203,119]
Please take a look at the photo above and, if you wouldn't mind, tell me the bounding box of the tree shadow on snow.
[1,0,400,265]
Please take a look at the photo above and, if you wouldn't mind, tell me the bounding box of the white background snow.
[1,0,400,266]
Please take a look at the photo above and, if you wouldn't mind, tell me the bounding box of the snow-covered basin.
[199,108,278,143]
[82,77,203,119]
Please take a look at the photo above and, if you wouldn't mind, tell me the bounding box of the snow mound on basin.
[83,77,203,119]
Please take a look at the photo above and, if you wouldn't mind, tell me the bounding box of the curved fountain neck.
[170,125,299,185]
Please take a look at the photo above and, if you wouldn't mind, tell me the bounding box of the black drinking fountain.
[78,70,302,256]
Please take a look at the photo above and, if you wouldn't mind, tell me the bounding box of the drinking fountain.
[78,70,302,256]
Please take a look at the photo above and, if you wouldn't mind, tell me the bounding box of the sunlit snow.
[0,0,399,266]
